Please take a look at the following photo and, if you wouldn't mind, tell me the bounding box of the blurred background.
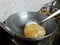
[0,0,53,22]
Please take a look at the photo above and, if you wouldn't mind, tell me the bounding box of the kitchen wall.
[0,0,53,22]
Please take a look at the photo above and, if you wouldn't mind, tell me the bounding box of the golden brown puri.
[24,23,46,38]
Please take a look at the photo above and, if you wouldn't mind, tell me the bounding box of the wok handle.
[41,10,60,23]
[0,22,15,39]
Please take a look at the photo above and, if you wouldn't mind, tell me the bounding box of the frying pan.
[3,11,58,41]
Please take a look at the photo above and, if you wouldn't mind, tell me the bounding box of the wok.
[4,12,58,41]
